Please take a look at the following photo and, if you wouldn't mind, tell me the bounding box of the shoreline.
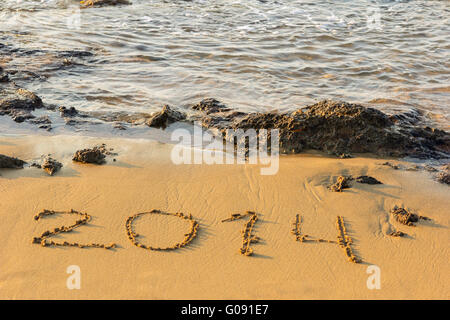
[1,134,448,299]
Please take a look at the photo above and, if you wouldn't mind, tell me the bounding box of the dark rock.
[42,156,63,176]
[146,105,186,129]
[29,115,52,130]
[388,230,406,237]
[423,165,438,172]
[0,73,9,83]
[0,154,26,169]
[355,176,382,185]
[72,144,116,165]
[0,87,44,122]
[73,147,106,165]
[0,87,43,111]
[191,98,231,114]
[29,115,51,125]
[59,106,78,117]
[382,161,400,170]
[197,99,449,159]
[436,171,450,185]
[11,110,35,123]
[80,0,131,8]
[390,206,419,226]
[328,175,353,192]
[113,122,127,130]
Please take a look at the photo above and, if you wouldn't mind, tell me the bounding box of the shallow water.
[0,0,449,130]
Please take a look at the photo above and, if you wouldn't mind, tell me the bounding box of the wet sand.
[0,134,448,299]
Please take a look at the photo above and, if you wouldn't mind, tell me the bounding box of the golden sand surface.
[0,135,448,299]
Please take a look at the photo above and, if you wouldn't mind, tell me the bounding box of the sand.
[0,134,448,299]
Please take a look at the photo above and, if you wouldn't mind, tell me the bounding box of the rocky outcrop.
[0,66,9,83]
[73,146,106,165]
[59,106,78,117]
[194,99,449,159]
[146,105,186,129]
[0,154,26,169]
[355,176,382,185]
[0,87,44,123]
[42,156,62,176]
[73,144,116,165]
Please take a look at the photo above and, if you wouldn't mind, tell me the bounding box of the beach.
[0,134,448,299]
[1,0,449,302]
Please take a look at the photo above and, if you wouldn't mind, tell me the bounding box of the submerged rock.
[80,0,131,8]
[0,154,26,169]
[0,66,8,82]
[0,87,43,111]
[436,164,450,185]
[0,73,9,83]
[191,98,231,114]
[146,105,186,129]
[29,115,52,131]
[59,106,78,117]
